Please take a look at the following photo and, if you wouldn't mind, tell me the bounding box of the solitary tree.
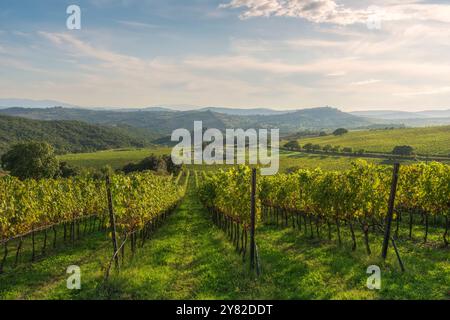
[1,142,59,180]
[392,145,414,156]
[284,140,301,150]
[333,128,349,136]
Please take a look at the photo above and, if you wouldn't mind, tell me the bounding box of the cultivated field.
[296,126,450,156]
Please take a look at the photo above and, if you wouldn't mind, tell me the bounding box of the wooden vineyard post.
[31,227,35,262]
[382,163,400,259]
[106,175,119,269]
[71,211,75,246]
[250,168,257,271]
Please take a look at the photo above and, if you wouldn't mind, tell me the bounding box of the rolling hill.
[198,107,290,116]
[0,98,79,109]
[2,106,448,156]
[249,107,373,132]
[351,109,450,126]
[0,114,156,155]
[0,106,374,135]
[295,126,450,156]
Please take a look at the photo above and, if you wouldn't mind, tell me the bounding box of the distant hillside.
[352,109,450,119]
[351,110,424,120]
[198,107,289,116]
[0,114,155,155]
[351,109,450,126]
[250,107,373,132]
[295,126,450,156]
[417,110,450,117]
[0,106,373,135]
[0,98,79,109]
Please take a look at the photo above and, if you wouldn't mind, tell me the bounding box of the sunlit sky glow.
[1,0,450,111]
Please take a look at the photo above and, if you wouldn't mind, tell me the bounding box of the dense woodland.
[0,114,153,155]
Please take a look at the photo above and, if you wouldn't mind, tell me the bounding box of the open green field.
[58,147,399,173]
[1,177,448,300]
[58,147,172,170]
[295,126,450,156]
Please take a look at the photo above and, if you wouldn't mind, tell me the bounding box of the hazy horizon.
[1,97,450,114]
[2,1,450,112]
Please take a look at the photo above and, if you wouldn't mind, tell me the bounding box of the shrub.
[392,145,414,156]
[343,147,353,153]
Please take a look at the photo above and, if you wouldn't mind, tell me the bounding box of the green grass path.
[100,183,258,299]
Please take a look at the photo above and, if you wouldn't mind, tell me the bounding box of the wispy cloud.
[351,79,382,86]
[89,0,136,7]
[326,71,346,77]
[30,31,268,107]
[184,55,312,74]
[0,56,47,73]
[220,0,450,25]
[220,0,367,24]
[116,20,160,29]
[394,86,450,97]
[38,31,143,69]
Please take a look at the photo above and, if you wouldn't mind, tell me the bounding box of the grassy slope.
[296,126,450,156]
[1,177,448,300]
[58,147,390,172]
[58,147,172,169]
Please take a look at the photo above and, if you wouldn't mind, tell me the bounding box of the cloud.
[219,0,450,25]
[38,31,144,72]
[326,71,346,77]
[184,55,313,74]
[220,0,365,24]
[89,0,136,7]
[32,31,269,107]
[116,20,160,29]
[286,38,345,48]
[12,31,30,37]
[0,56,47,73]
[183,52,450,80]
[7,13,450,111]
[394,86,450,97]
[351,79,381,86]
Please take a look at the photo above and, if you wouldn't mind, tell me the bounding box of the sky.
[1,0,450,111]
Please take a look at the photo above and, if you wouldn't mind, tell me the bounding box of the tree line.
[1,142,182,180]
